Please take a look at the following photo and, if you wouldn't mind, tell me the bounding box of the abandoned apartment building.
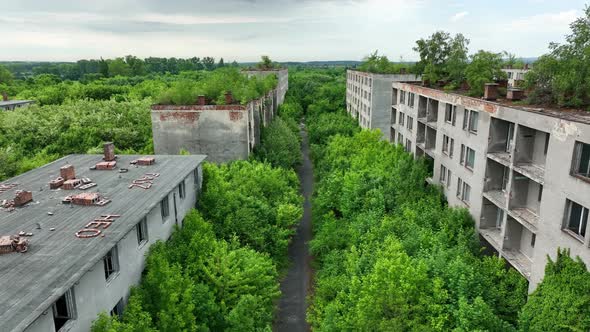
[0,143,206,332]
[346,69,421,139]
[151,69,288,163]
[376,79,589,291]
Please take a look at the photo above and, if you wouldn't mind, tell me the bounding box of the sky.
[0,0,587,62]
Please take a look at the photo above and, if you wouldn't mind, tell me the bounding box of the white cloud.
[503,10,578,33]
[450,11,468,22]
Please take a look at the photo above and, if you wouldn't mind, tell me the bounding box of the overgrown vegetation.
[155,67,277,105]
[356,51,414,74]
[255,116,301,169]
[91,210,281,331]
[524,5,590,110]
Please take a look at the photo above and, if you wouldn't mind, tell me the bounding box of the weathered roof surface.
[0,100,34,107]
[0,154,206,332]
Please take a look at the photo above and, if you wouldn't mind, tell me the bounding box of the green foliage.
[156,67,278,105]
[306,128,528,330]
[0,64,14,84]
[199,161,302,266]
[413,31,470,85]
[525,6,590,109]
[0,99,153,181]
[256,55,281,70]
[357,50,413,74]
[465,50,506,96]
[255,116,301,169]
[519,249,590,331]
[91,210,281,331]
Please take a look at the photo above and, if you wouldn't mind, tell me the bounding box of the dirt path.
[274,124,314,332]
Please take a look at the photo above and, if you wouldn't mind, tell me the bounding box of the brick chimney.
[103,142,115,161]
[197,95,206,106]
[225,91,233,105]
[60,164,76,180]
[484,83,499,101]
[2,92,7,102]
[507,88,525,101]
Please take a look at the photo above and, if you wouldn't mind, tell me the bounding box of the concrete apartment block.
[346,69,421,140]
[151,70,288,163]
[243,68,289,107]
[390,81,590,290]
[0,154,206,332]
[501,66,530,88]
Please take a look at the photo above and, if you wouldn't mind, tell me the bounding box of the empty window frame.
[444,104,457,125]
[440,164,450,186]
[442,135,453,156]
[398,133,403,145]
[179,180,186,199]
[407,116,413,131]
[399,112,405,126]
[161,196,170,221]
[460,144,475,169]
[495,209,504,229]
[400,91,406,104]
[391,109,397,125]
[194,168,199,186]
[408,93,416,108]
[457,178,471,203]
[103,246,119,281]
[53,288,76,331]
[571,141,590,180]
[564,200,589,240]
[136,217,148,246]
[111,298,124,318]
[405,139,412,152]
[463,109,479,133]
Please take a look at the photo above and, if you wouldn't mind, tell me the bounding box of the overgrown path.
[274,123,314,332]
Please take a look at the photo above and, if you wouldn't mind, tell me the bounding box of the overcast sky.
[0,0,586,62]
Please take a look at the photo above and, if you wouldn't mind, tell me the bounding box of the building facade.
[0,100,34,111]
[346,69,420,140]
[0,152,206,332]
[390,82,590,290]
[501,67,530,88]
[243,68,289,106]
[151,71,288,163]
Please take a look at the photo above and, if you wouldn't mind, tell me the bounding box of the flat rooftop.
[0,100,34,107]
[0,154,206,331]
[398,82,590,125]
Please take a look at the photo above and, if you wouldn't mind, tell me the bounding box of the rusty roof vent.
[0,235,28,254]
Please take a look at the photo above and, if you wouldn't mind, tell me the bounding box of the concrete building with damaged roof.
[384,81,590,291]
[0,143,206,332]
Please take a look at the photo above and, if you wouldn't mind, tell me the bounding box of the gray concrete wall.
[24,168,201,332]
[391,82,590,291]
[151,106,250,163]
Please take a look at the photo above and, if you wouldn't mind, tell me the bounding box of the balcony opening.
[418,95,427,119]
[488,119,515,165]
[483,158,509,207]
[390,108,397,126]
[392,88,398,105]
[425,126,437,152]
[480,198,504,248]
[503,216,534,278]
[427,99,439,124]
[509,170,541,228]
[514,125,548,181]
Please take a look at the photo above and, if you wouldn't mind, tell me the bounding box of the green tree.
[519,249,590,331]
[465,50,506,96]
[525,5,590,109]
[0,64,14,85]
[108,58,131,77]
[413,32,470,86]
[217,57,225,68]
[255,116,301,169]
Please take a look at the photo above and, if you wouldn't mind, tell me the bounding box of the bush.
[255,116,301,169]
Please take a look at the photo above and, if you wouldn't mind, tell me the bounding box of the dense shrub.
[255,116,301,169]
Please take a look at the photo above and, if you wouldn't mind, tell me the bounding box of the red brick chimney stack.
[197,95,206,106]
[484,83,499,101]
[103,142,115,161]
[60,165,76,180]
[2,92,8,101]
[225,91,233,105]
